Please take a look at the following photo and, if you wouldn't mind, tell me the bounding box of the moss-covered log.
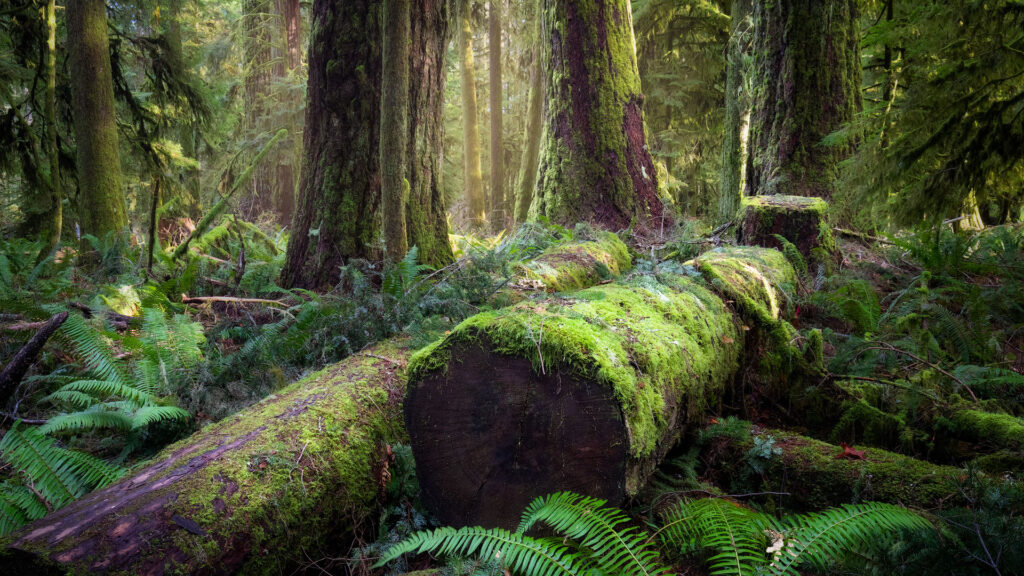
[692,245,796,325]
[1,342,412,576]
[405,273,742,528]
[738,195,836,264]
[513,231,631,293]
[703,424,980,511]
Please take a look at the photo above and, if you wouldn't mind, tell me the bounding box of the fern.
[380,526,592,576]
[517,492,665,576]
[658,498,933,576]
[379,492,669,575]
[659,498,766,576]
[0,423,123,535]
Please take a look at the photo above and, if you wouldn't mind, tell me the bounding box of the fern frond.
[131,406,191,429]
[518,492,667,576]
[52,379,151,406]
[0,423,122,510]
[61,314,129,385]
[769,502,932,575]
[39,409,134,435]
[377,526,591,575]
[659,498,768,576]
[44,389,100,410]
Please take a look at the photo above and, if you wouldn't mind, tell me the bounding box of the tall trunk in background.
[458,0,486,226]
[67,0,128,244]
[514,42,543,223]
[405,0,453,266]
[488,0,504,226]
[381,0,410,261]
[242,0,274,219]
[282,0,452,290]
[273,0,302,224]
[717,0,752,223]
[164,0,202,220]
[534,0,663,229]
[38,0,61,261]
[745,0,861,199]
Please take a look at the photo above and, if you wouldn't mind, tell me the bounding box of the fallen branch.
[181,295,289,308]
[0,312,68,406]
[833,227,895,245]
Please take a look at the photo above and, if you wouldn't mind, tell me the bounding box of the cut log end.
[406,339,628,529]
[738,195,836,264]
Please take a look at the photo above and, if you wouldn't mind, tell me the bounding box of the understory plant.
[377,492,933,576]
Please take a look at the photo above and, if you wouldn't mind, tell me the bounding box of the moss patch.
[691,245,796,324]
[6,341,412,575]
[515,230,631,293]
[409,274,740,461]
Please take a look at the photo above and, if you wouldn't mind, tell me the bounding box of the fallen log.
[701,423,986,512]
[0,312,68,406]
[0,340,411,576]
[513,230,630,292]
[405,272,745,529]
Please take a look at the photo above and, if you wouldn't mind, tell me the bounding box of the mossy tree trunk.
[745,0,861,199]
[37,0,61,262]
[718,0,752,223]
[67,0,128,246]
[164,0,202,221]
[514,36,543,224]
[459,0,486,226]
[282,0,452,289]
[2,344,412,576]
[488,0,504,226]
[381,0,411,261]
[532,0,664,229]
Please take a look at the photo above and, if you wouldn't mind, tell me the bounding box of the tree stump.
[737,195,836,265]
[405,275,742,529]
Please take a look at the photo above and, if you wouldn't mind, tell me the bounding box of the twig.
[0,311,68,406]
[181,295,288,308]
[0,412,47,425]
[860,343,978,401]
[833,227,895,245]
[358,353,407,368]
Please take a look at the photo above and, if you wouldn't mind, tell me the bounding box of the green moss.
[409,274,740,461]
[516,231,631,292]
[691,245,796,324]
[9,341,412,575]
[950,409,1024,452]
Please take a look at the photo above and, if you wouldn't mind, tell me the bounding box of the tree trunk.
[164,0,202,221]
[67,0,128,245]
[533,0,664,229]
[37,0,61,262]
[282,0,452,289]
[381,0,411,261]
[241,0,274,220]
[514,40,543,223]
[745,0,861,199]
[406,0,455,267]
[273,0,302,225]
[458,0,486,226]
[717,0,752,223]
[488,0,504,227]
[2,343,411,576]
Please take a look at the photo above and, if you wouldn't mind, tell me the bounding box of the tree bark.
[514,37,543,224]
[67,0,128,245]
[2,343,411,576]
[458,0,486,226]
[717,0,752,223]
[381,0,411,261]
[272,0,302,225]
[241,0,275,220]
[745,0,861,199]
[488,0,504,226]
[37,0,61,263]
[164,0,202,221]
[282,0,452,289]
[532,0,664,229]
